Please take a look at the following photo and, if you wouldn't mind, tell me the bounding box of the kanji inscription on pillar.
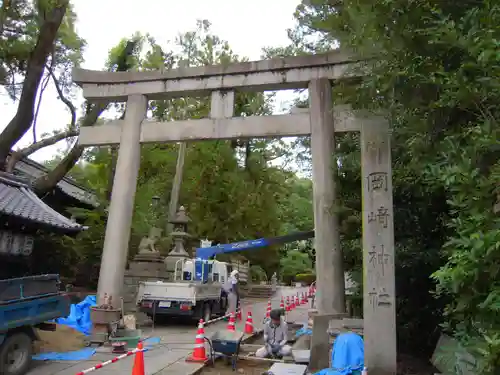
[368,206,390,228]
[367,172,388,191]
[368,245,390,275]
[361,118,397,375]
[368,287,392,311]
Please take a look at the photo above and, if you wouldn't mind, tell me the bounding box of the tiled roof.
[0,174,85,232]
[11,155,98,207]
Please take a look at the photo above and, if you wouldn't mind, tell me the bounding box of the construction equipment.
[195,231,315,260]
[208,330,244,370]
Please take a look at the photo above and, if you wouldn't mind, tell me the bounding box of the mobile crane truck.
[136,231,314,322]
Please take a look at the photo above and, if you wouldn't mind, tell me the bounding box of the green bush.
[295,273,315,285]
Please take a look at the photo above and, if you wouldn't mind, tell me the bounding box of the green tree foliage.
[292,0,500,370]
[280,249,313,284]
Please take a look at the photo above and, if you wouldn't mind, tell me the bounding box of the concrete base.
[309,313,347,372]
[292,349,310,364]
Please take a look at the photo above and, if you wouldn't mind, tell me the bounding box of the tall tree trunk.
[33,103,107,193]
[0,0,69,169]
[33,143,84,193]
[166,142,187,234]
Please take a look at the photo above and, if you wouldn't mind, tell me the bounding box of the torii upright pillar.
[96,95,147,307]
[309,78,346,314]
[308,78,347,372]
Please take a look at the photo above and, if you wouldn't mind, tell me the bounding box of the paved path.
[28,287,310,375]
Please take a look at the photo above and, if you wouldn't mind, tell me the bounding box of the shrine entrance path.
[28,287,309,375]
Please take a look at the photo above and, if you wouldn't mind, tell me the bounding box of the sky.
[0,0,301,163]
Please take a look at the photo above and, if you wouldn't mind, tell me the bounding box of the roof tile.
[0,174,84,232]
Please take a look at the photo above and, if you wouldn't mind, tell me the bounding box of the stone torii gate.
[73,51,396,375]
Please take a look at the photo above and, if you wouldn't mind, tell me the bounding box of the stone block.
[308,309,318,318]
[268,363,307,375]
[309,313,347,372]
[128,261,164,274]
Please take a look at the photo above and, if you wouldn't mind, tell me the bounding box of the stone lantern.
[164,206,191,276]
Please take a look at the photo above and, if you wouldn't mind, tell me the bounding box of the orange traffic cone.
[244,310,254,334]
[227,313,236,331]
[132,342,145,375]
[186,319,208,363]
[290,296,296,310]
[286,296,291,312]
[295,295,300,307]
[280,297,284,310]
[265,299,271,319]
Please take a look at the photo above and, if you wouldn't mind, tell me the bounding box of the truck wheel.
[203,303,212,323]
[0,332,33,375]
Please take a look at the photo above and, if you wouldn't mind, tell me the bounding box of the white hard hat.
[230,270,239,277]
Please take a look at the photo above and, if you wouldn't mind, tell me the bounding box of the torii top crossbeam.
[72,50,361,101]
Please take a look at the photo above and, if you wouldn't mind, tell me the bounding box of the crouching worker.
[255,309,292,358]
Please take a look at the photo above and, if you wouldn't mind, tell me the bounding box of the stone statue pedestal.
[122,228,168,317]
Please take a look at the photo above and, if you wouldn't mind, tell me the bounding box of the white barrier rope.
[74,347,146,375]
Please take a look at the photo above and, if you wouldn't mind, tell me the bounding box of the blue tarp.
[296,321,313,338]
[295,327,313,337]
[33,348,96,361]
[314,332,364,375]
[55,295,96,336]
[32,337,161,361]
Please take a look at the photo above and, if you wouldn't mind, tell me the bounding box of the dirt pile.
[34,324,86,353]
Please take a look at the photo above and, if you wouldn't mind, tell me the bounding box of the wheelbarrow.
[208,330,244,370]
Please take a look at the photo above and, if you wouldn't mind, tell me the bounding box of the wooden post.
[360,118,397,375]
[96,94,147,307]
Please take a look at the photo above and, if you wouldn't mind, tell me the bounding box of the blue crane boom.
[195,230,315,259]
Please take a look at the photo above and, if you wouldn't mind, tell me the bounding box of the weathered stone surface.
[95,95,147,308]
[361,119,397,374]
[309,79,345,315]
[79,110,364,146]
[310,313,346,372]
[128,261,166,275]
[74,51,355,84]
